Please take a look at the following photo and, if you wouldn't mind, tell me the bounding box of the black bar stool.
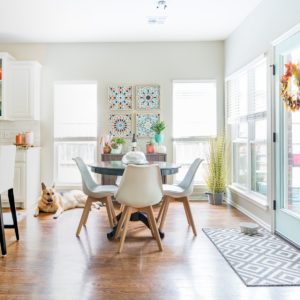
[0,145,19,256]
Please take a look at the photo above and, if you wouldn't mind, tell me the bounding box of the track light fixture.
[156,0,167,10]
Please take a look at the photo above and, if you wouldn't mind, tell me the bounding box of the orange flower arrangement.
[281,61,300,111]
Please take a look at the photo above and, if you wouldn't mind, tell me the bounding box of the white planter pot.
[111,145,122,154]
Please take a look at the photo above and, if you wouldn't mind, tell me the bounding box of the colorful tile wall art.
[109,86,133,110]
[136,113,160,137]
[109,114,132,137]
[136,85,160,110]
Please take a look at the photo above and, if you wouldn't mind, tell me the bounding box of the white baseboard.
[226,198,271,231]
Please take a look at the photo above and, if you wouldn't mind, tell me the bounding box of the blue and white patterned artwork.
[136,85,160,110]
[109,86,133,110]
[109,114,132,137]
[136,113,160,137]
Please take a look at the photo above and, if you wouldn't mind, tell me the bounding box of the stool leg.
[0,195,7,256]
[8,189,19,240]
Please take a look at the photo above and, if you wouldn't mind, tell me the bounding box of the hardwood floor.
[1,202,300,300]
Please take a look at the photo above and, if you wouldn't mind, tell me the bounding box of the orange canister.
[16,133,23,145]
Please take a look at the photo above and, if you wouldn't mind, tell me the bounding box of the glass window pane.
[174,141,208,184]
[238,122,248,138]
[285,71,300,214]
[54,82,97,185]
[238,73,248,116]
[251,143,267,195]
[173,81,217,137]
[233,143,247,188]
[253,62,267,113]
[55,141,96,184]
[254,119,267,141]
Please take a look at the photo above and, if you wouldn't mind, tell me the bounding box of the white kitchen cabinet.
[7,61,41,120]
[0,52,15,120]
[2,147,41,209]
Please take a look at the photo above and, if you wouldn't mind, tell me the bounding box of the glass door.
[0,58,2,116]
[275,30,300,246]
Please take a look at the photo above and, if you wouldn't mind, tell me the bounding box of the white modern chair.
[157,158,203,236]
[0,145,18,256]
[73,157,118,236]
[114,164,163,253]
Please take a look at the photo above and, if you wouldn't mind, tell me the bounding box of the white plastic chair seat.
[73,157,118,234]
[114,164,163,253]
[162,184,185,198]
[89,184,118,198]
[157,158,203,236]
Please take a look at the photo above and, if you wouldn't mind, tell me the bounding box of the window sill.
[228,185,269,211]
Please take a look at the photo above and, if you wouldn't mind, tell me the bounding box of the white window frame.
[172,79,218,189]
[226,55,269,204]
[53,81,98,188]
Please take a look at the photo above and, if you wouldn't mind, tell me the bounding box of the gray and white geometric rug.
[203,228,300,287]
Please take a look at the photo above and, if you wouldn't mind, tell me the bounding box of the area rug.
[203,228,300,287]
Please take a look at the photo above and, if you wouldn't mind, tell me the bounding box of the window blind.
[54,83,97,139]
[226,57,267,124]
[173,81,217,138]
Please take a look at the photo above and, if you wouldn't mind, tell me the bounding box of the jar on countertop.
[24,131,34,146]
[15,133,24,145]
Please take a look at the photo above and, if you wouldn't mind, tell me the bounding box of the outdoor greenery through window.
[54,82,97,185]
[173,80,217,184]
[226,56,267,198]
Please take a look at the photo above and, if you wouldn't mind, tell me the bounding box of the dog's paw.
[53,215,59,219]
[33,214,38,217]
[92,202,101,210]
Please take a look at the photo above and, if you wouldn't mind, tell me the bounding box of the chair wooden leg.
[183,197,197,236]
[156,197,166,223]
[76,198,92,236]
[119,204,125,212]
[182,198,191,226]
[0,195,7,256]
[8,189,19,241]
[108,197,116,225]
[145,208,155,238]
[82,199,93,226]
[147,206,163,251]
[159,196,170,231]
[118,207,131,253]
[115,206,129,240]
[105,198,114,228]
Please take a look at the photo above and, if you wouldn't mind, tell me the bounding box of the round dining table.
[89,161,181,177]
[88,160,181,240]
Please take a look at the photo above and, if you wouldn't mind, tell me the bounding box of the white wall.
[225,0,300,227]
[225,0,300,76]
[0,42,224,186]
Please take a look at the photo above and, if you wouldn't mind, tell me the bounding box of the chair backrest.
[178,158,203,195]
[0,145,16,193]
[73,157,97,196]
[115,164,163,208]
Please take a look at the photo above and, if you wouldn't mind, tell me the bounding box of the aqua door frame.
[273,29,300,246]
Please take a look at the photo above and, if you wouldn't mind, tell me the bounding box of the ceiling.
[0,0,263,43]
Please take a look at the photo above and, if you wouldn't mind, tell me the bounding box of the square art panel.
[109,114,132,137]
[109,86,133,110]
[136,85,160,110]
[136,113,160,137]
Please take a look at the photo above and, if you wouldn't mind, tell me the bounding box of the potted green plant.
[111,137,125,154]
[205,135,226,205]
[151,120,166,144]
